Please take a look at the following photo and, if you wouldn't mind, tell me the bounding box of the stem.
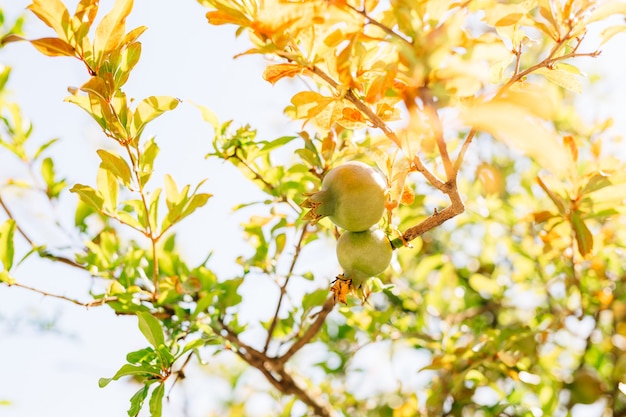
[263,225,309,353]
[124,144,160,301]
[308,65,402,148]
[0,195,86,271]
[5,281,120,307]
[219,313,335,417]
[344,4,413,47]
[276,296,336,365]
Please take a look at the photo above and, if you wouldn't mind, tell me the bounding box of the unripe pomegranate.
[336,228,392,288]
[302,161,386,232]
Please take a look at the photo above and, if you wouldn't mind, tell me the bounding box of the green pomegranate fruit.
[302,161,387,232]
[336,228,392,288]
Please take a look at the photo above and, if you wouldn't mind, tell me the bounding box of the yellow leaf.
[585,1,626,25]
[534,66,582,94]
[336,106,368,129]
[130,96,180,139]
[504,82,558,119]
[600,25,626,45]
[315,100,344,130]
[262,64,308,85]
[469,273,502,297]
[462,101,571,176]
[290,91,333,120]
[30,37,76,57]
[93,0,134,66]
[27,0,70,41]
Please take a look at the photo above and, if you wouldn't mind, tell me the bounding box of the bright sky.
[1,1,626,417]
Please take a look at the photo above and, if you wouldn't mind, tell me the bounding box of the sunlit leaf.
[97,149,132,186]
[128,385,149,417]
[163,174,179,210]
[571,211,593,257]
[263,63,309,85]
[469,273,502,298]
[137,311,165,349]
[130,96,180,139]
[535,66,582,94]
[93,0,134,66]
[30,37,75,57]
[0,219,16,272]
[600,25,626,45]
[149,383,164,417]
[462,101,571,176]
[27,0,70,40]
[98,363,161,388]
[70,183,104,212]
[291,91,334,120]
[97,166,119,212]
[74,0,100,26]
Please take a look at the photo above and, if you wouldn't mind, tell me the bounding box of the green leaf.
[70,184,104,212]
[130,96,180,139]
[115,209,145,231]
[572,211,593,257]
[98,363,161,388]
[191,101,220,130]
[217,277,244,309]
[149,383,165,417]
[180,338,207,355]
[260,135,297,152]
[163,174,179,210]
[469,273,502,298]
[148,188,161,233]
[96,166,119,212]
[128,384,149,417]
[0,219,16,272]
[0,270,15,285]
[33,138,59,160]
[126,347,156,364]
[138,138,159,187]
[97,149,132,186]
[156,344,175,368]
[137,311,165,349]
[302,288,329,311]
[179,192,212,219]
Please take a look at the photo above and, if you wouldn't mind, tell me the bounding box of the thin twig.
[0,195,35,246]
[219,313,335,417]
[5,281,119,307]
[167,351,195,400]
[344,3,413,47]
[0,195,86,270]
[263,225,309,353]
[308,66,402,148]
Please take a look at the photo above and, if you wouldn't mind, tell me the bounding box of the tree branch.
[276,296,336,365]
[308,65,402,148]
[263,225,309,353]
[219,308,336,417]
